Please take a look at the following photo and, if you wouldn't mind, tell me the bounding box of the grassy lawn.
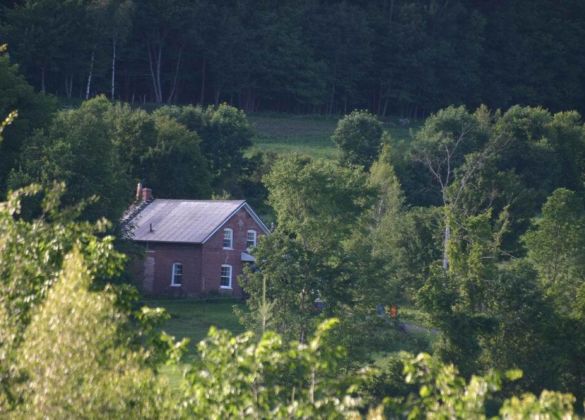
[248,113,420,159]
[143,297,434,390]
[248,114,340,159]
[143,298,246,389]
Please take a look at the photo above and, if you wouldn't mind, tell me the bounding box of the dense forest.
[2,0,585,116]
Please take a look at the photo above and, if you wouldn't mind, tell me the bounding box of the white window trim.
[223,228,233,249]
[246,229,257,248]
[171,262,183,287]
[220,264,232,289]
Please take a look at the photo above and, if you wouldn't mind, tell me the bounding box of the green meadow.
[248,113,419,159]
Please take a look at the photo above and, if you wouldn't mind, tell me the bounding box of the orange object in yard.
[389,305,398,319]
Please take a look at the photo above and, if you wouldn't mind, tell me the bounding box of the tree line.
[2,0,585,116]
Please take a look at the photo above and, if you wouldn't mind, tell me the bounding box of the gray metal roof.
[126,199,250,244]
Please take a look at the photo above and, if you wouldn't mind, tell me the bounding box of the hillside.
[248,113,419,159]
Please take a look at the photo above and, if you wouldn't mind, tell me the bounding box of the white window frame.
[171,262,183,287]
[223,228,233,249]
[220,264,232,289]
[246,229,257,248]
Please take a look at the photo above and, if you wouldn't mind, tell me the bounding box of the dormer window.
[223,228,233,249]
[246,230,257,248]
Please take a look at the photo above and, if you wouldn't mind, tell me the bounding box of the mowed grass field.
[143,298,246,389]
[248,113,419,159]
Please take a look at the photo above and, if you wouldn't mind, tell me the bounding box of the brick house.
[125,188,270,298]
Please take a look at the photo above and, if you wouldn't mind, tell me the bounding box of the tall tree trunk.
[377,85,383,116]
[65,76,73,98]
[40,67,46,94]
[147,41,163,103]
[442,222,450,270]
[199,58,206,104]
[156,43,163,103]
[328,82,336,115]
[85,48,96,100]
[167,46,183,104]
[383,97,390,117]
[111,37,117,100]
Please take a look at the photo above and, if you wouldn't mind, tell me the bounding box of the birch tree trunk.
[111,37,117,100]
[199,58,206,104]
[443,223,451,270]
[167,46,183,103]
[65,76,73,98]
[147,41,163,103]
[41,67,46,94]
[85,48,96,100]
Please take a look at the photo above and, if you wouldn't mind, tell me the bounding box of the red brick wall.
[134,206,266,298]
[200,207,266,298]
[141,243,202,297]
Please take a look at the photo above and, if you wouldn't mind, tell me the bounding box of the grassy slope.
[248,113,419,159]
[143,299,246,389]
[145,299,245,345]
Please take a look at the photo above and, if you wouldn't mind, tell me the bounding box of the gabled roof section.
[125,199,269,244]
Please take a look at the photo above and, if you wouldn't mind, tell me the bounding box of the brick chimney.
[142,187,153,202]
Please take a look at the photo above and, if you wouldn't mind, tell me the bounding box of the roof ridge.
[152,198,246,203]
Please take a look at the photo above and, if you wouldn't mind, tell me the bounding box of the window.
[223,228,233,249]
[171,263,183,287]
[246,230,257,248]
[220,264,232,289]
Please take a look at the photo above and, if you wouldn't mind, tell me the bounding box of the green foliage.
[9,96,133,221]
[143,113,211,198]
[10,97,214,219]
[384,352,574,419]
[0,184,124,412]
[392,352,506,419]
[106,101,212,199]
[155,103,253,193]
[478,261,559,394]
[242,155,401,359]
[500,391,576,419]
[393,207,444,301]
[367,144,443,303]
[239,230,320,341]
[0,184,125,331]
[17,249,171,418]
[0,110,17,141]
[0,53,56,193]
[523,188,585,312]
[105,102,158,183]
[181,318,362,418]
[332,110,384,169]
[264,155,374,248]
[0,184,180,416]
[410,105,488,205]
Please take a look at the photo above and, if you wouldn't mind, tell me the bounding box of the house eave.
[200,201,271,244]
